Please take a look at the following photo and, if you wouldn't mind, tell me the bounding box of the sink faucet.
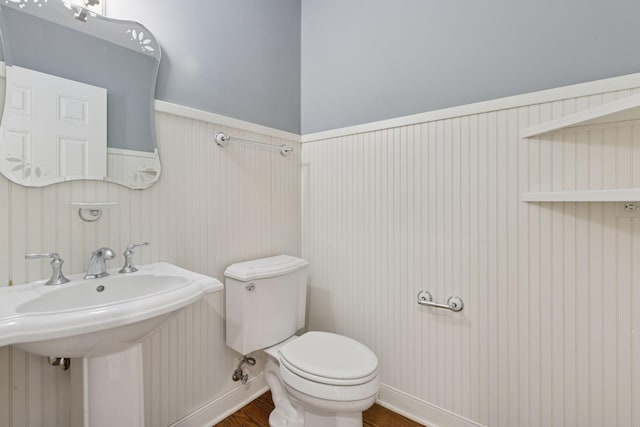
[25,253,70,286]
[85,247,116,279]
[119,242,149,273]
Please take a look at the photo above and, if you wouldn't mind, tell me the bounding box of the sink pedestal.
[71,344,145,427]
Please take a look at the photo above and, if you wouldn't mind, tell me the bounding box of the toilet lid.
[279,331,378,386]
[224,255,308,281]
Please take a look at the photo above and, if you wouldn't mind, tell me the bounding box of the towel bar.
[417,290,464,312]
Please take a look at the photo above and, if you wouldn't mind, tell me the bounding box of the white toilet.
[225,255,381,427]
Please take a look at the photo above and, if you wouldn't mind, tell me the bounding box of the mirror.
[0,0,161,189]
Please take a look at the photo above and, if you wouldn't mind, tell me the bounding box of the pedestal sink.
[0,262,223,427]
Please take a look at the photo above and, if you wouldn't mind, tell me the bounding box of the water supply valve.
[232,355,256,385]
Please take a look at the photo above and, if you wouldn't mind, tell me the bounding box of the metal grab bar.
[214,132,294,157]
[417,290,464,312]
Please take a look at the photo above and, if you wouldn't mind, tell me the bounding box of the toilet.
[225,255,381,427]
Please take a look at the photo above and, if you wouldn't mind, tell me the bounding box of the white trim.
[521,93,640,138]
[521,188,640,202]
[154,100,301,143]
[169,378,484,427]
[377,384,486,427]
[301,72,640,143]
[70,201,118,209]
[106,147,159,159]
[168,374,268,427]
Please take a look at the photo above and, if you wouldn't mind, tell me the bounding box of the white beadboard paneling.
[3,80,640,427]
[0,111,300,427]
[302,88,640,427]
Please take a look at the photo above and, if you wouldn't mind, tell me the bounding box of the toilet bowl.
[224,255,381,426]
[264,332,380,427]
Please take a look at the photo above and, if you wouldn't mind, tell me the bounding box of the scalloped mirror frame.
[0,0,162,189]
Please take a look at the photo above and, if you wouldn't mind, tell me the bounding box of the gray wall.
[301,0,640,134]
[107,0,301,134]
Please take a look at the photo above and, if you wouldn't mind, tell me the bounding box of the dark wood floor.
[215,391,424,426]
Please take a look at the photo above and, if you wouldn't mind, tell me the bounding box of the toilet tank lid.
[224,255,309,281]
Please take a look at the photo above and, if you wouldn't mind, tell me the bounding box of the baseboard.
[169,377,482,427]
[169,374,268,427]
[377,384,486,427]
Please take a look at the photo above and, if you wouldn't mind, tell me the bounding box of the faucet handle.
[26,252,59,260]
[119,242,149,274]
[25,253,70,286]
[125,242,149,252]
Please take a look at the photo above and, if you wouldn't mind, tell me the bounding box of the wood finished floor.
[215,391,424,426]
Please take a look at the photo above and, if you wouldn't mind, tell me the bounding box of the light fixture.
[68,0,104,19]
[83,0,103,14]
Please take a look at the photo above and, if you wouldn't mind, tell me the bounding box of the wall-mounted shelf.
[520,93,640,138]
[521,95,640,202]
[522,188,640,202]
[70,202,119,209]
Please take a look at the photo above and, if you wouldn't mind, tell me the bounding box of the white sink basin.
[17,273,187,313]
[0,262,223,357]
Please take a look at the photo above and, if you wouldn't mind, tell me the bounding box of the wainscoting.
[2,75,640,427]
[302,87,640,427]
[0,109,301,427]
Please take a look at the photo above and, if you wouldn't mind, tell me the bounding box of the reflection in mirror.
[0,0,161,189]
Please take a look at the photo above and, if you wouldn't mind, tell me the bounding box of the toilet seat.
[279,331,378,386]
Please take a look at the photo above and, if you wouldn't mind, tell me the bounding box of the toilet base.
[268,399,366,427]
[285,383,376,427]
[269,407,304,427]
[302,408,363,427]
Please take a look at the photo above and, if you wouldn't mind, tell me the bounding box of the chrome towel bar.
[417,290,464,312]
[214,131,294,157]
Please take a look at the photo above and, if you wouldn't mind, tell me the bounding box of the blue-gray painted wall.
[14,1,636,135]
[301,0,640,134]
[107,0,301,134]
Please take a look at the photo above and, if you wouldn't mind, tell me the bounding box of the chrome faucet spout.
[85,247,116,279]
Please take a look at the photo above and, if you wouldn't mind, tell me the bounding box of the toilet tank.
[225,255,309,355]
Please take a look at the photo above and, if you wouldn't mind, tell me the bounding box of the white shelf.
[522,188,640,202]
[520,94,640,138]
[70,202,119,209]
